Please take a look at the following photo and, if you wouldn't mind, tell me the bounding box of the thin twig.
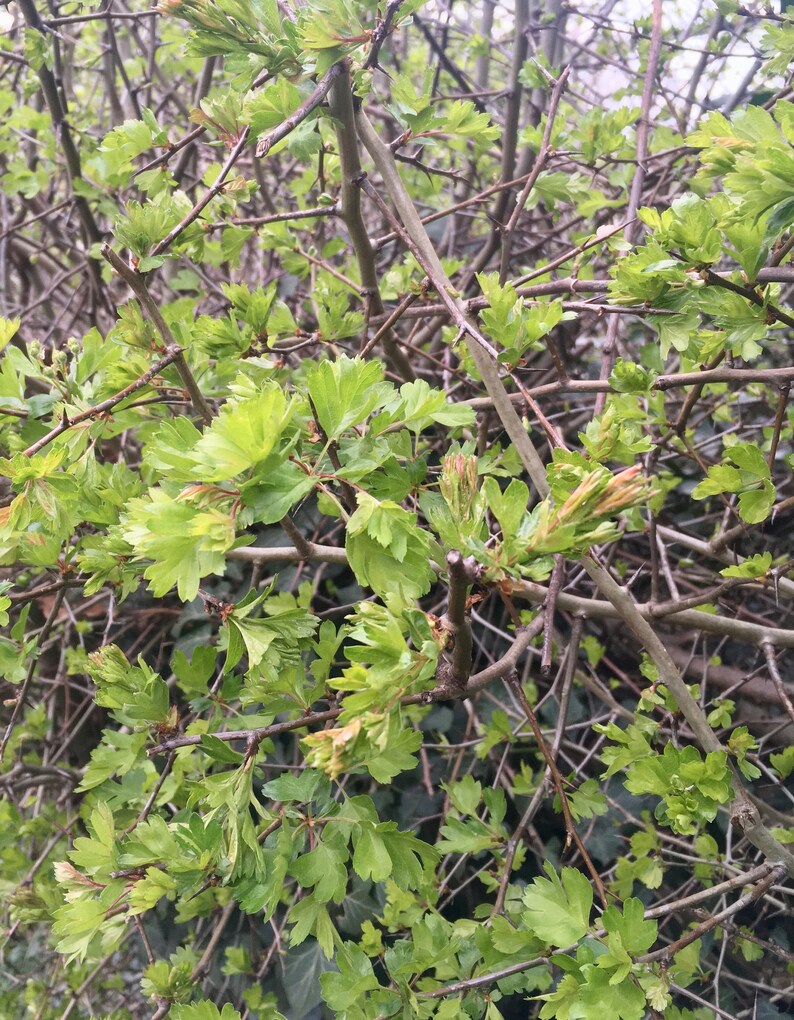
[762,643,794,728]
[506,670,608,907]
[0,589,65,762]
[22,348,183,457]
[498,65,571,282]
[101,244,214,425]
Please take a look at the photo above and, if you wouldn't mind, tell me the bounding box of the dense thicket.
[1,1,793,1018]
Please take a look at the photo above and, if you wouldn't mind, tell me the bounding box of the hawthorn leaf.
[522,864,593,946]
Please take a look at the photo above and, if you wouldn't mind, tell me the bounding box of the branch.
[15,0,103,248]
[762,642,794,728]
[637,864,785,964]
[227,543,348,566]
[354,109,549,489]
[364,0,405,70]
[101,244,214,425]
[329,66,414,380]
[255,60,347,158]
[0,589,65,762]
[595,0,663,408]
[513,578,794,647]
[356,99,794,879]
[507,671,608,907]
[438,551,479,689]
[148,619,546,756]
[498,65,571,282]
[580,553,794,878]
[149,128,250,257]
[22,347,183,457]
[422,860,784,999]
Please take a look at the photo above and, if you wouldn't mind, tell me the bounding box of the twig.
[762,643,794,728]
[125,753,176,835]
[439,551,479,688]
[206,205,339,230]
[579,554,794,878]
[329,66,414,379]
[364,0,405,70]
[279,515,313,559]
[0,589,65,762]
[493,615,581,914]
[595,0,663,410]
[149,128,251,257]
[637,864,785,964]
[767,383,790,469]
[498,65,571,282]
[541,555,565,675]
[353,117,549,487]
[191,900,236,981]
[148,619,546,756]
[506,670,608,907]
[227,543,348,566]
[255,61,347,157]
[512,579,794,647]
[22,348,183,457]
[101,244,214,425]
[15,0,102,249]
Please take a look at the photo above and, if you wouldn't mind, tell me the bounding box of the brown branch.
[512,578,794,647]
[206,205,339,231]
[498,65,571,282]
[101,244,214,425]
[22,347,183,457]
[148,619,546,756]
[351,131,547,487]
[637,864,786,964]
[701,265,794,330]
[0,589,65,762]
[15,0,103,249]
[330,66,414,380]
[191,901,236,981]
[541,555,565,675]
[506,671,607,906]
[255,60,347,158]
[425,861,784,1000]
[438,551,479,689]
[595,0,663,409]
[364,0,405,70]
[227,543,348,567]
[149,128,251,257]
[762,642,794,729]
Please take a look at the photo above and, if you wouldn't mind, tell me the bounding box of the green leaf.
[522,864,593,946]
[289,896,336,958]
[122,489,234,601]
[171,1003,243,1020]
[307,356,389,439]
[770,745,794,780]
[443,775,482,816]
[346,493,436,602]
[577,965,647,1019]
[721,552,772,578]
[320,942,381,1011]
[351,825,392,883]
[193,388,294,481]
[291,838,348,903]
[602,897,657,954]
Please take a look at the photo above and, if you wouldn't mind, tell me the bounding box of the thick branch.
[329,67,414,380]
[438,551,478,688]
